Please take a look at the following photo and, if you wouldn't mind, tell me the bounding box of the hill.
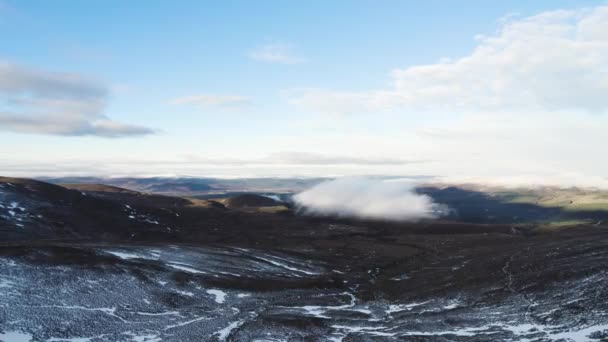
[223,194,280,208]
[61,183,140,194]
[2,177,608,340]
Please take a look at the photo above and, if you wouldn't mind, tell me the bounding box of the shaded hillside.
[223,194,279,209]
[418,186,608,225]
[61,183,139,194]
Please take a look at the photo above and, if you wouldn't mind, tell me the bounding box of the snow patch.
[255,255,321,275]
[386,301,429,315]
[287,292,356,319]
[168,263,205,274]
[207,289,227,303]
[0,331,32,342]
[214,319,246,341]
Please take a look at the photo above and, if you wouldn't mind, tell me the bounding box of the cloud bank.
[293,177,447,222]
[0,61,154,137]
[288,6,608,114]
[279,6,608,187]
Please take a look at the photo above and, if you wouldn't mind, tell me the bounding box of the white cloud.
[285,88,396,116]
[288,6,608,114]
[179,151,424,166]
[171,94,251,107]
[0,151,429,179]
[276,6,608,187]
[266,151,424,165]
[0,61,154,137]
[248,43,305,64]
[293,177,447,221]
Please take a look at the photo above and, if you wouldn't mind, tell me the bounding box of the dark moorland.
[1,177,607,341]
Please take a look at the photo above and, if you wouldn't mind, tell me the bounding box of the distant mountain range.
[42,176,331,196]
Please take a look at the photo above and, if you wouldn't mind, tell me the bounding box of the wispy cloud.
[179,151,424,166]
[266,151,424,166]
[171,94,252,108]
[248,43,305,64]
[0,152,428,178]
[0,61,155,137]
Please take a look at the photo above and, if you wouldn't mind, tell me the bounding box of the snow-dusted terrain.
[1,177,608,341]
[1,244,607,341]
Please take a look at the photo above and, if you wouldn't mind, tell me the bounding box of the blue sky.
[2,1,608,185]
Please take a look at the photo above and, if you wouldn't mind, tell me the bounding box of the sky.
[1,0,608,185]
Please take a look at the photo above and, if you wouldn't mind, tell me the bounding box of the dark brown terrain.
[1,177,607,341]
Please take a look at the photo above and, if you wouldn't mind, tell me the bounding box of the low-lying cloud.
[0,61,155,137]
[293,177,447,222]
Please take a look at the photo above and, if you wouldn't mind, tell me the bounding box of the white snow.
[262,194,282,202]
[287,292,356,319]
[175,290,194,297]
[207,289,227,303]
[331,325,397,337]
[104,250,159,261]
[2,201,28,226]
[214,319,246,341]
[349,307,372,315]
[0,278,15,289]
[549,323,608,341]
[396,326,500,337]
[389,273,409,281]
[0,331,32,342]
[255,255,320,275]
[48,337,99,342]
[136,311,180,316]
[442,302,461,310]
[129,334,162,342]
[386,301,429,315]
[105,251,142,260]
[168,263,206,274]
[164,316,210,330]
[500,322,608,342]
